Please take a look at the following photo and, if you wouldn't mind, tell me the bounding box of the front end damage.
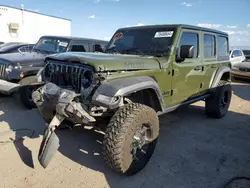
[33,82,97,168]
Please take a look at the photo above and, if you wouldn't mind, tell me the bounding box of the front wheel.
[102,103,159,176]
[18,76,40,109]
[205,82,232,118]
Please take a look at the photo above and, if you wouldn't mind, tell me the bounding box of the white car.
[229,49,250,68]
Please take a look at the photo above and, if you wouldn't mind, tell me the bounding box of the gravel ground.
[0,81,249,188]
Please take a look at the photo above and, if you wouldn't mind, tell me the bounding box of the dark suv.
[0,35,108,108]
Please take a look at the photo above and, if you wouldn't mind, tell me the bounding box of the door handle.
[194,66,201,71]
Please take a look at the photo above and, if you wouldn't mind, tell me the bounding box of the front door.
[171,30,203,105]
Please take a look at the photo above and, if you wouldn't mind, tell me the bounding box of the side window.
[204,34,216,58]
[69,42,89,52]
[93,43,105,52]
[218,36,229,58]
[179,32,199,58]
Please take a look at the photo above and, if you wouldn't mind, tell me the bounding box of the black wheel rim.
[220,90,229,109]
[27,87,35,102]
[131,123,152,162]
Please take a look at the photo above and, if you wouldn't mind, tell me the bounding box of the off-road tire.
[205,81,232,118]
[18,76,38,109]
[102,103,159,176]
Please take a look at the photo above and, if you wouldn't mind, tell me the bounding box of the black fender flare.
[210,66,231,88]
[91,76,165,110]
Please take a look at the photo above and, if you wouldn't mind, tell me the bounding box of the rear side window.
[204,34,216,58]
[69,41,89,52]
[179,32,199,58]
[218,36,229,57]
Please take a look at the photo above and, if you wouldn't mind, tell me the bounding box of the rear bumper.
[231,69,250,79]
[0,79,20,95]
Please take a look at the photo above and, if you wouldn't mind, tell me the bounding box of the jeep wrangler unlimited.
[32,24,231,176]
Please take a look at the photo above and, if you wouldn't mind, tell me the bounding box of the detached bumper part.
[38,114,64,168]
[34,82,96,168]
[0,79,20,95]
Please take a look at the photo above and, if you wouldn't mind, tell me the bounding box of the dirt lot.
[0,81,250,188]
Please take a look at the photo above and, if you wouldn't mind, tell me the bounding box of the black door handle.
[194,66,201,71]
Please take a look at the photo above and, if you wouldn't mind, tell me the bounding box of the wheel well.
[125,89,162,112]
[221,71,230,82]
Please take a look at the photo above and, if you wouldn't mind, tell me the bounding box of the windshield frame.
[33,37,71,54]
[105,26,177,57]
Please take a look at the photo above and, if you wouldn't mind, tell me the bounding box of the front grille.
[43,61,95,93]
[0,64,6,78]
[239,68,250,72]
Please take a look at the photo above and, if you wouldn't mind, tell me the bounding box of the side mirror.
[180,45,194,59]
[231,55,235,58]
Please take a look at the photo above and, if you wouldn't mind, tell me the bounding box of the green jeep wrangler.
[32,24,232,176]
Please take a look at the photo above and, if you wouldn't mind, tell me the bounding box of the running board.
[157,93,210,116]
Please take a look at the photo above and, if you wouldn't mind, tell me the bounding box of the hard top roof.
[39,35,109,43]
[118,24,228,36]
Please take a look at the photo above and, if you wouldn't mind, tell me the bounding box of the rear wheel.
[18,76,39,109]
[205,81,232,118]
[102,103,159,175]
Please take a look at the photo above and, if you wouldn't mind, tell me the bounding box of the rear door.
[199,32,217,92]
[171,29,203,105]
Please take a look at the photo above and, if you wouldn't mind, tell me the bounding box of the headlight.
[36,67,44,82]
[14,63,22,69]
[5,65,13,73]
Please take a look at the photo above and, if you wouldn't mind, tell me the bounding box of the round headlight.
[5,65,13,73]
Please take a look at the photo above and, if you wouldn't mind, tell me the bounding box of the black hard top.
[118,24,228,36]
[40,35,109,43]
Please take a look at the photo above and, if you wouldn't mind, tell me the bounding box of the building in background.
[0,5,71,44]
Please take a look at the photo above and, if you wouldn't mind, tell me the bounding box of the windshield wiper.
[122,47,146,56]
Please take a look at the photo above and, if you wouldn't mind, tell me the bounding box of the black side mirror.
[180,45,194,59]
[231,55,235,58]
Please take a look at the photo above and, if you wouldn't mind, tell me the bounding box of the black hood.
[0,51,47,66]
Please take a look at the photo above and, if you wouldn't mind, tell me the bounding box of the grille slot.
[43,61,94,93]
[0,64,6,78]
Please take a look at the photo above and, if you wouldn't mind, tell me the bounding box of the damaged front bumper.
[33,82,96,168]
[0,79,20,95]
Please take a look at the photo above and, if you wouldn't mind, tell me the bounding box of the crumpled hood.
[46,52,161,71]
[0,51,46,66]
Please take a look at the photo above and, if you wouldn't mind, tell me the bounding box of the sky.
[1,0,250,46]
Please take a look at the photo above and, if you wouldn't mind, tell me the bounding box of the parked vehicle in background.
[0,35,108,108]
[0,42,4,45]
[0,43,34,54]
[229,49,250,68]
[32,24,232,176]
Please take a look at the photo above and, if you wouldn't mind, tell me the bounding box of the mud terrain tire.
[19,76,39,109]
[205,81,232,118]
[102,103,159,176]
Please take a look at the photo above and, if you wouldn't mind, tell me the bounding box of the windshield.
[243,50,250,56]
[105,27,176,56]
[33,37,70,54]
